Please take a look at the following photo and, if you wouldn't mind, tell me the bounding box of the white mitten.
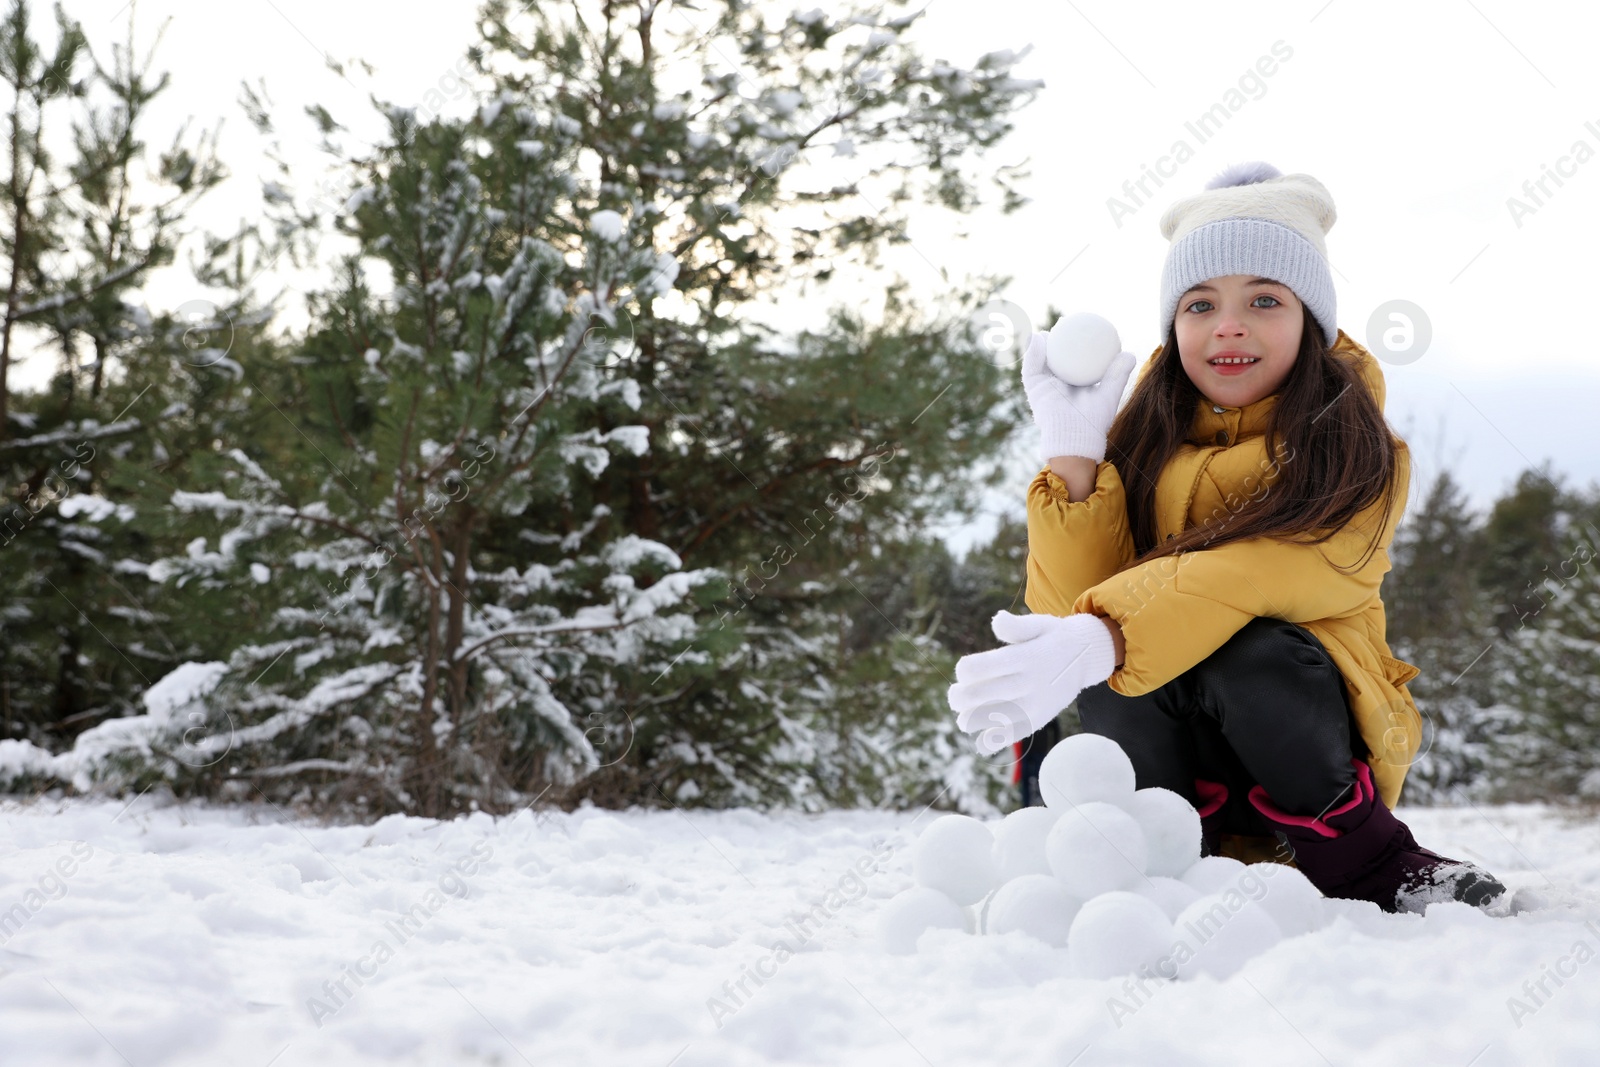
[1020,332,1138,464]
[948,611,1118,756]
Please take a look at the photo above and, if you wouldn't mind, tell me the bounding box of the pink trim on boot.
[1194,779,1229,819]
[1247,760,1373,839]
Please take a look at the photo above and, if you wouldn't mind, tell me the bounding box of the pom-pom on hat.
[1158,161,1338,347]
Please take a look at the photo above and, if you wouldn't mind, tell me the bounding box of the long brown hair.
[1106,304,1405,576]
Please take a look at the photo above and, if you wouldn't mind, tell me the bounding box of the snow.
[1248,864,1327,937]
[56,495,134,524]
[141,662,231,724]
[764,90,803,118]
[1172,893,1283,980]
[588,209,625,242]
[0,799,1598,1064]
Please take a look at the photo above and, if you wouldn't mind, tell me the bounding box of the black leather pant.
[1076,616,1363,830]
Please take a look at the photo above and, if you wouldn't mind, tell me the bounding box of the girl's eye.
[1184,292,1280,313]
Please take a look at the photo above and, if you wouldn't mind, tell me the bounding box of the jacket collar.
[1135,329,1384,447]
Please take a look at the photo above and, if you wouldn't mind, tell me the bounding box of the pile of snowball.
[878,734,1336,980]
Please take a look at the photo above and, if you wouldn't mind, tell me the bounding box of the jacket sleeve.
[1024,461,1137,618]
[1071,443,1412,697]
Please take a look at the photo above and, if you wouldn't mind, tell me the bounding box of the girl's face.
[1174,274,1304,408]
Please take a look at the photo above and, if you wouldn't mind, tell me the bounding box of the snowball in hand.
[1038,733,1136,810]
[1045,801,1147,898]
[987,875,1081,947]
[1124,787,1202,878]
[878,887,968,955]
[992,806,1061,882]
[1067,891,1175,979]
[912,814,998,906]
[1046,312,1122,387]
[1172,893,1283,980]
[1245,864,1327,937]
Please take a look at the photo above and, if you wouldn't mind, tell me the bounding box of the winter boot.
[1247,759,1507,914]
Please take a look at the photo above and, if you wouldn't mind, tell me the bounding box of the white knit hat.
[1158,162,1338,346]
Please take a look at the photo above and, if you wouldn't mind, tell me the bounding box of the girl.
[949,162,1506,915]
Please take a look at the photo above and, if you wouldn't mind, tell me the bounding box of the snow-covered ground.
[2,795,1598,1067]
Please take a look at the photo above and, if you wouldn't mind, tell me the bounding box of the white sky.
[44,0,1600,554]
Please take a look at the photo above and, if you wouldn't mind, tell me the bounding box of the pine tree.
[6,0,1037,816]
[0,1,224,754]
[1478,464,1567,637]
[1384,467,1517,801]
[1493,491,1600,799]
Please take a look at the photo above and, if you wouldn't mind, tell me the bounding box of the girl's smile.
[1175,274,1304,407]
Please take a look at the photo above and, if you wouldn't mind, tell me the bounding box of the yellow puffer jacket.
[1024,329,1422,809]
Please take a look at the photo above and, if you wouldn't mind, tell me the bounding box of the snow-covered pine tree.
[1384,467,1519,802]
[1492,494,1600,800]
[465,0,1039,815]
[119,110,724,818]
[11,0,1037,816]
[0,1,225,754]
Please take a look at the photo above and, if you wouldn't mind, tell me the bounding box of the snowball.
[1067,891,1175,980]
[1134,876,1202,921]
[1045,802,1147,899]
[912,814,998,906]
[1124,787,1202,878]
[1246,864,1326,937]
[1038,733,1136,810]
[1171,893,1283,980]
[986,875,1080,947]
[1181,855,1248,894]
[1046,312,1122,387]
[992,806,1061,882]
[589,210,625,242]
[877,887,967,955]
